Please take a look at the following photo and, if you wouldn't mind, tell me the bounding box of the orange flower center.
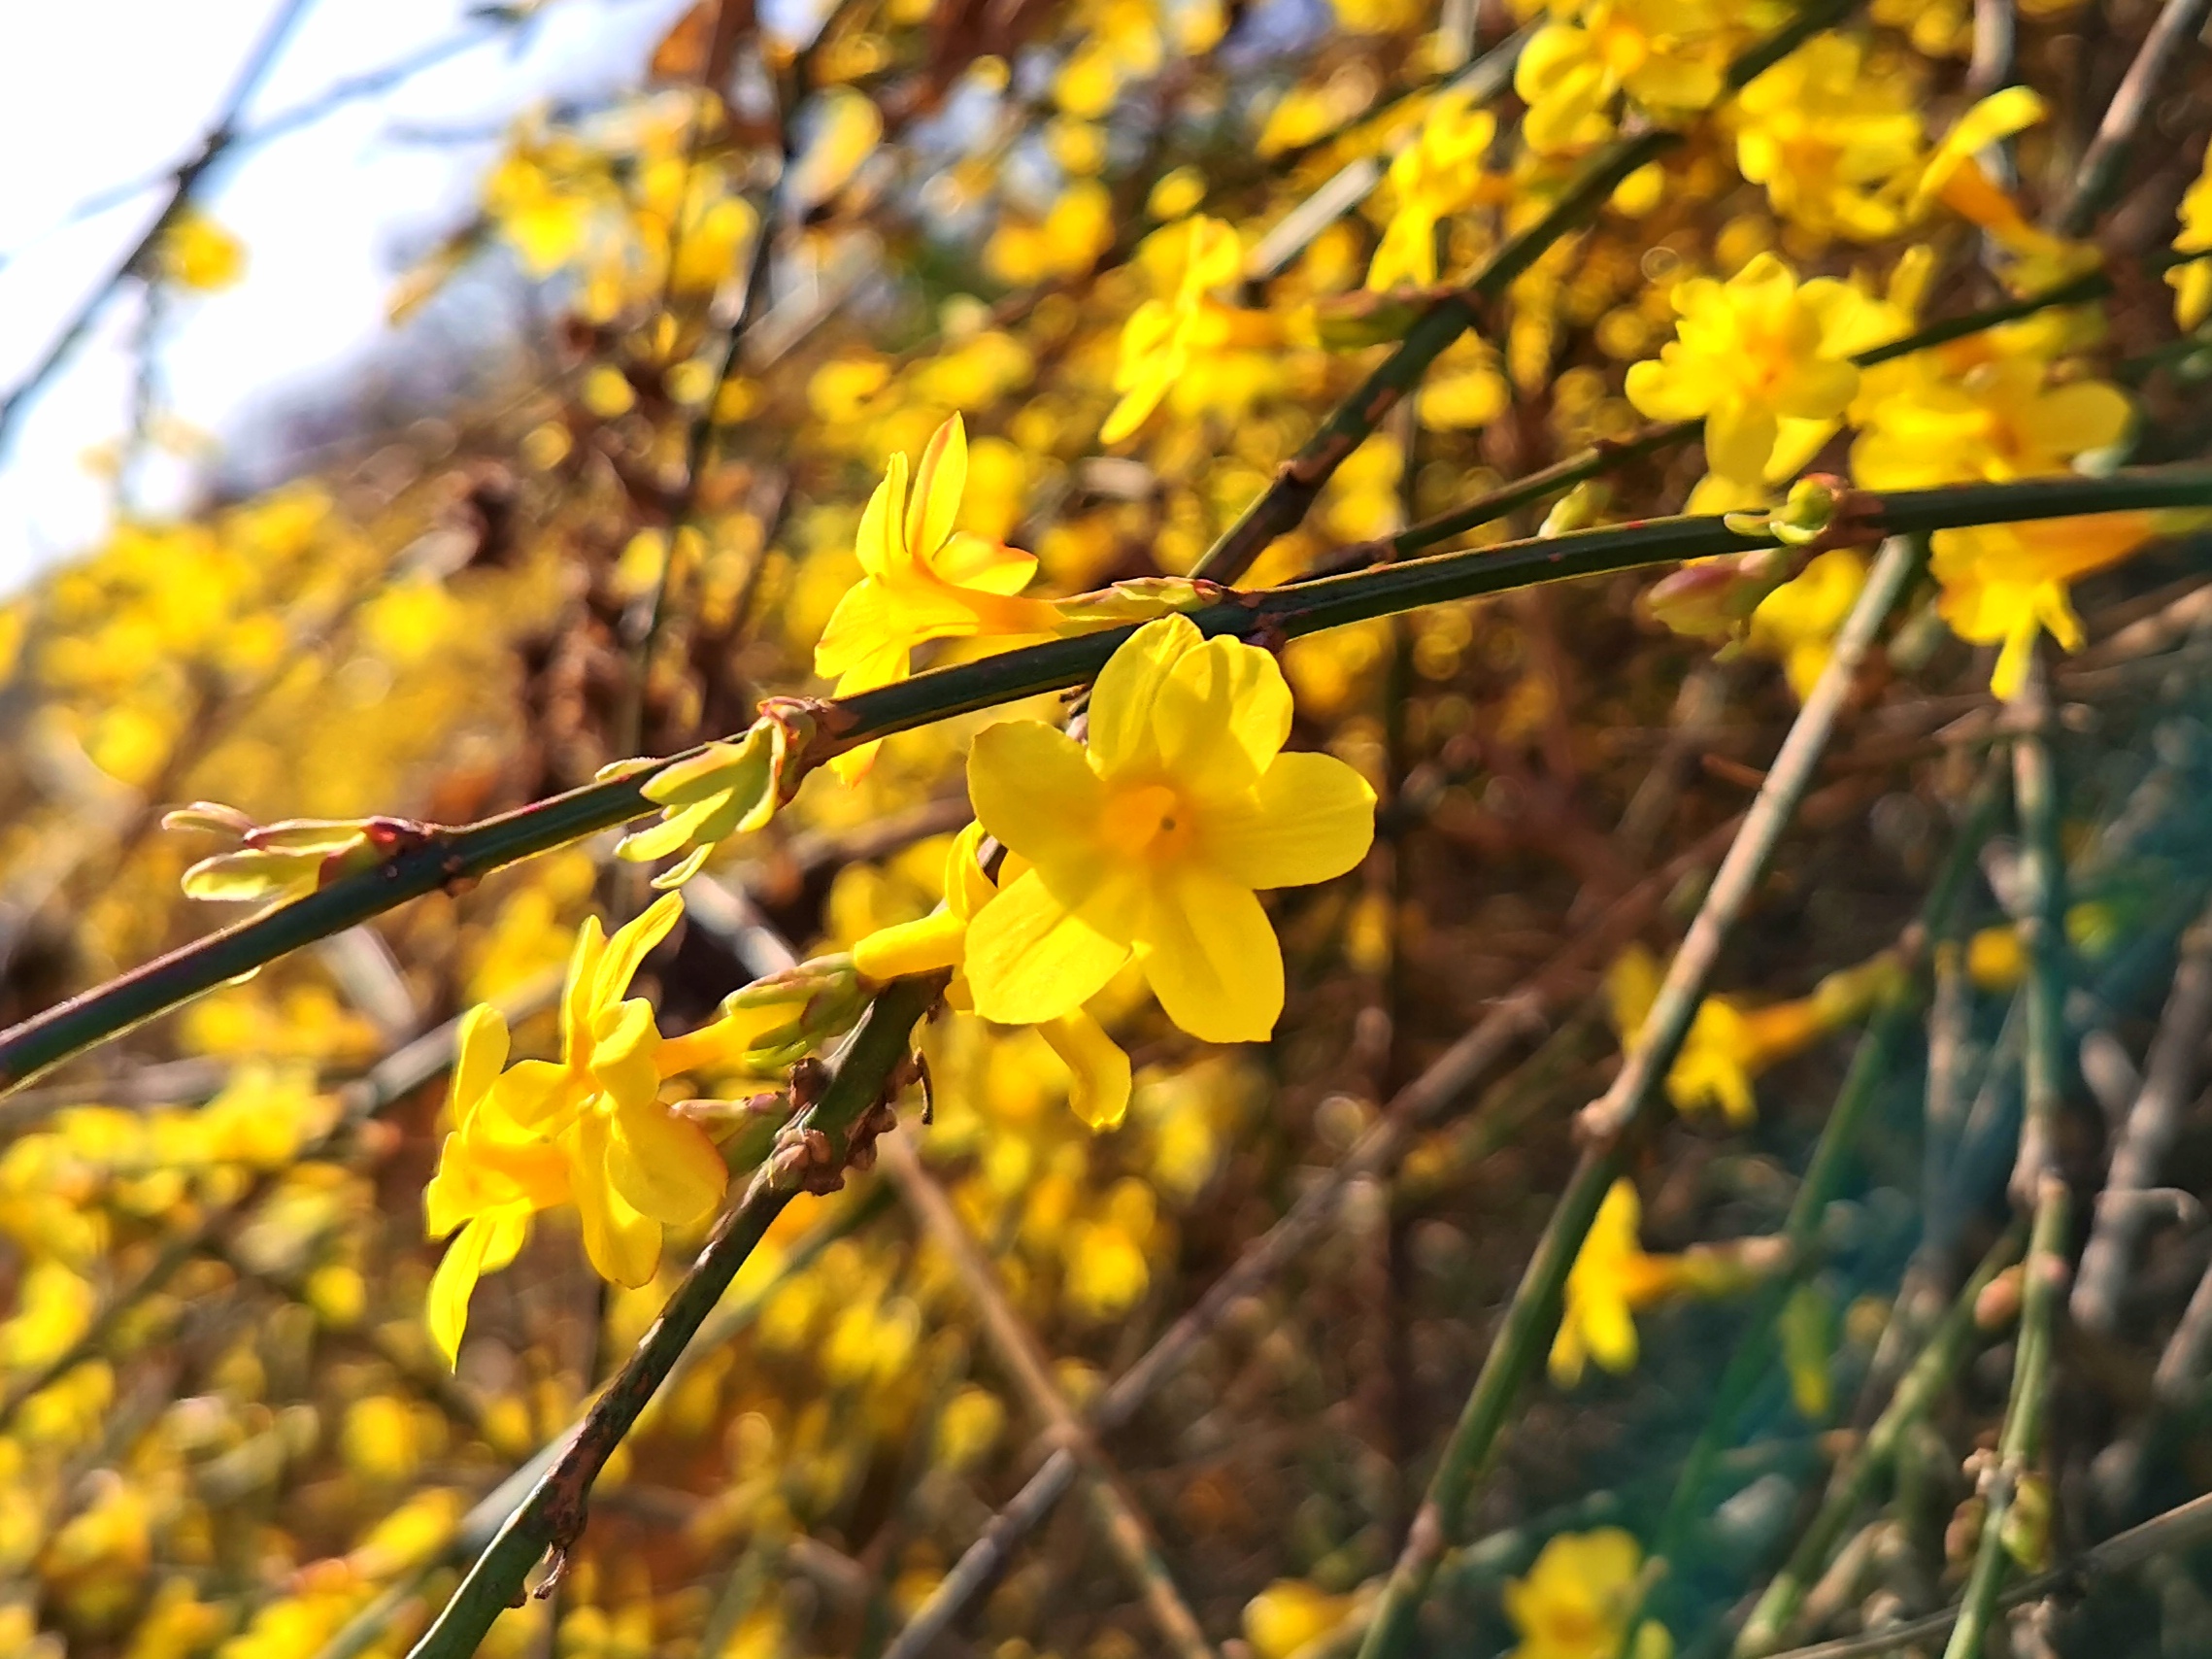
[1100,783,1192,861]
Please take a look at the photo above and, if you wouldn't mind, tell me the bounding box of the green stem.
[403,977,937,1659]
[3,465,2206,1096]
[1733,1227,2025,1656]
[1354,530,1923,1659]
[1940,1181,2069,1659]
[1942,669,2073,1659]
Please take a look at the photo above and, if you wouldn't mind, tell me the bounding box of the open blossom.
[1514,0,1732,156]
[1929,513,2157,701]
[815,414,1062,780]
[1365,89,1497,291]
[1746,548,1870,701]
[1552,1180,1689,1384]
[1625,254,1863,487]
[853,822,1135,1129]
[1607,944,1901,1126]
[1851,356,2132,491]
[1730,33,1926,242]
[961,615,1376,1045]
[425,894,776,1362]
[1101,217,1310,443]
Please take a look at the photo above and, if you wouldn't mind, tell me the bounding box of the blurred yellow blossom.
[1625,254,1863,486]
[2170,137,2212,330]
[1505,1527,1667,1659]
[156,210,246,291]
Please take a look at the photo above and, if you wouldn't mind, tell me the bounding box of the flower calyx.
[613,696,836,888]
[164,801,440,906]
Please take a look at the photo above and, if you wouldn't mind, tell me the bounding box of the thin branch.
[1762,1489,2212,1659]
[402,975,939,1659]
[5,466,2204,1097]
[1943,661,2074,1659]
[0,0,318,453]
[2071,896,2212,1332]
[879,1135,1218,1659]
[1735,1227,2027,1656]
[2051,0,2212,238]
[1650,757,2009,1581]
[1352,532,1925,1659]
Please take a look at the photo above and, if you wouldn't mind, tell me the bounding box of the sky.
[0,0,695,591]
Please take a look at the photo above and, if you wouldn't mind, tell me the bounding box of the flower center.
[1099,783,1191,860]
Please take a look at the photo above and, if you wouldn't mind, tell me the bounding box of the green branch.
[403,975,937,1659]
[2,465,2207,1096]
[1942,670,2073,1659]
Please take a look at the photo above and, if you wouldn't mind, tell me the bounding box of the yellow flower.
[1625,254,1863,487]
[1730,33,1926,242]
[815,414,1061,781]
[156,209,246,291]
[421,1005,572,1367]
[1101,217,1309,443]
[1366,90,1498,291]
[1851,356,2132,490]
[1911,87,2097,292]
[1607,945,1900,1125]
[163,802,410,907]
[1505,1527,1665,1659]
[1929,513,2156,700]
[1747,547,1869,700]
[855,822,1135,1129]
[2170,137,2212,330]
[962,614,1376,1044]
[1514,0,1732,156]
[1244,1579,1357,1659]
[424,895,744,1362]
[1551,1179,1688,1384]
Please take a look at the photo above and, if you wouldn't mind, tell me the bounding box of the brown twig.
[879,1134,1218,1659]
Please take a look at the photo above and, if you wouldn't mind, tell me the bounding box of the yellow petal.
[854,908,969,981]
[608,1100,728,1226]
[426,1208,528,1368]
[964,866,1139,1026]
[855,455,908,581]
[968,720,1104,867]
[1156,634,1293,791]
[932,532,1038,596]
[593,892,685,1008]
[562,917,608,1066]
[907,414,967,559]
[567,1115,663,1287]
[1138,863,1283,1043]
[1037,1010,1133,1131]
[1088,614,1205,779]
[589,999,663,1108]
[1199,752,1375,890]
[449,1003,511,1120]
